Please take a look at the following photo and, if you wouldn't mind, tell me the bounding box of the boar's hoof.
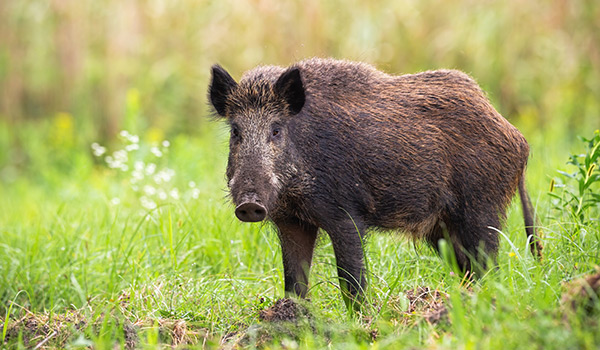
[235,202,267,222]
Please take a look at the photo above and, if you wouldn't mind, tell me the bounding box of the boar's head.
[209,65,305,222]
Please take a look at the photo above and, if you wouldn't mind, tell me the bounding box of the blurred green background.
[2,0,599,127]
[0,0,599,185]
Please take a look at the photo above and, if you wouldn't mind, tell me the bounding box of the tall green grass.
[1,118,599,348]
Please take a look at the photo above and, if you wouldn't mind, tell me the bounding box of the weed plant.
[549,130,600,228]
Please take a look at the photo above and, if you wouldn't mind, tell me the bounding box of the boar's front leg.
[322,218,368,310]
[274,218,318,298]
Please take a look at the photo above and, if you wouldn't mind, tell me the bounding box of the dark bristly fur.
[208,58,543,307]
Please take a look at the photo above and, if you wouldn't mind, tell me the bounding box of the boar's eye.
[271,127,282,141]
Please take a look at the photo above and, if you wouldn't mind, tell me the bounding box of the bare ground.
[2,310,207,349]
[561,268,600,318]
[0,286,463,349]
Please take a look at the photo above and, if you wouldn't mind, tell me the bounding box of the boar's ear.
[275,67,305,115]
[209,64,238,117]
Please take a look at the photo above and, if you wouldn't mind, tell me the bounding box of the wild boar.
[208,58,542,306]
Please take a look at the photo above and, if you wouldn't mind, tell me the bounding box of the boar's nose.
[235,202,267,222]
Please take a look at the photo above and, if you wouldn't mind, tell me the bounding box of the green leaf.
[556,170,575,178]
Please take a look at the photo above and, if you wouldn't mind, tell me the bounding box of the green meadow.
[1,0,599,348]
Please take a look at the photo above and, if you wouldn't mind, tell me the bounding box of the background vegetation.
[1,0,599,348]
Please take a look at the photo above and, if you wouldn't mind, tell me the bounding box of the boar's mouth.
[234,193,268,222]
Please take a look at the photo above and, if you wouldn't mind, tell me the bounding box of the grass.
[1,118,599,349]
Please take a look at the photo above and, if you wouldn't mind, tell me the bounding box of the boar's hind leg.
[427,215,500,276]
[274,218,318,298]
[453,213,501,276]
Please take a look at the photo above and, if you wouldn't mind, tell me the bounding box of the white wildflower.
[145,163,156,175]
[191,188,200,199]
[106,150,128,169]
[125,143,139,152]
[114,150,127,163]
[143,185,156,196]
[110,197,121,205]
[120,130,130,138]
[188,181,196,188]
[170,188,179,200]
[131,170,144,183]
[162,140,170,148]
[158,190,168,200]
[153,168,174,184]
[91,143,106,157]
[134,161,144,171]
[151,147,162,157]
[105,155,115,168]
[129,135,139,143]
[140,196,157,210]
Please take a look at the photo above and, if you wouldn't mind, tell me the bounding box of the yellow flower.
[126,88,140,112]
[51,112,74,148]
[145,127,164,144]
[54,112,73,131]
[508,252,516,258]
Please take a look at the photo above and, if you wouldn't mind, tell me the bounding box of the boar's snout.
[235,200,267,222]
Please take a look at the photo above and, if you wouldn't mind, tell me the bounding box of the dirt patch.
[2,311,206,349]
[258,298,309,323]
[5,291,450,348]
[405,286,449,324]
[222,298,316,349]
[122,321,139,349]
[241,289,449,347]
[385,286,449,326]
[3,310,88,348]
[561,269,600,316]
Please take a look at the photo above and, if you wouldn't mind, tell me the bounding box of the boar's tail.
[518,173,543,259]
